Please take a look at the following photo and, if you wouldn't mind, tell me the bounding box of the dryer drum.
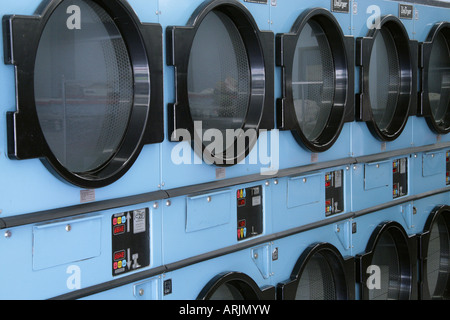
[167,0,274,166]
[357,221,417,300]
[276,8,355,152]
[356,15,417,141]
[197,271,275,300]
[277,243,355,300]
[419,22,450,134]
[419,205,450,299]
[3,0,164,188]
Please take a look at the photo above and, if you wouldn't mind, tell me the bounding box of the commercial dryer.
[160,0,276,190]
[0,0,164,216]
[273,222,355,300]
[272,0,355,170]
[352,204,418,300]
[352,0,417,157]
[414,1,450,146]
[414,194,450,300]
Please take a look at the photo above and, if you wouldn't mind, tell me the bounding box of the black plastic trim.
[166,0,274,166]
[356,221,418,300]
[418,22,450,134]
[277,242,355,300]
[3,0,164,189]
[418,205,450,299]
[356,15,417,141]
[276,8,354,152]
[197,271,275,300]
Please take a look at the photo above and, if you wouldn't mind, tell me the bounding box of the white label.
[334,171,342,188]
[216,167,226,179]
[400,158,406,174]
[133,209,146,234]
[80,190,95,203]
[252,196,261,206]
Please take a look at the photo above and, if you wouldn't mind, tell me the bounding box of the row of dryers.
[1,146,449,299]
[0,0,449,219]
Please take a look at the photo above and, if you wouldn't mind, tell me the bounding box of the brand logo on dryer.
[332,0,350,13]
[399,4,413,19]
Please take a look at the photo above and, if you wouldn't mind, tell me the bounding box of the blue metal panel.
[162,181,270,264]
[163,246,274,300]
[271,221,353,286]
[410,148,448,195]
[0,203,162,299]
[33,215,102,271]
[352,156,410,211]
[186,190,232,233]
[270,165,352,233]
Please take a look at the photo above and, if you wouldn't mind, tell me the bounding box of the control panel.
[112,208,150,276]
[325,170,344,216]
[237,186,263,241]
[393,158,408,198]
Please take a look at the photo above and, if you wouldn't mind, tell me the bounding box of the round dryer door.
[197,272,274,300]
[4,0,164,188]
[167,0,274,166]
[357,16,417,141]
[357,221,417,300]
[420,206,450,299]
[420,22,450,134]
[277,243,355,300]
[277,8,354,152]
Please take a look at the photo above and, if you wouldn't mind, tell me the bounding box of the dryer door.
[4,0,164,188]
[277,8,355,152]
[356,16,417,141]
[167,0,274,166]
[197,272,275,300]
[419,205,450,300]
[356,221,417,300]
[419,22,450,134]
[277,243,355,300]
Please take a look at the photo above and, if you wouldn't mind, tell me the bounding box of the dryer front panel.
[167,0,274,166]
[356,221,417,300]
[356,15,417,142]
[419,22,450,134]
[277,243,355,300]
[198,271,274,300]
[277,8,354,152]
[419,205,450,299]
[4,0,164,189]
